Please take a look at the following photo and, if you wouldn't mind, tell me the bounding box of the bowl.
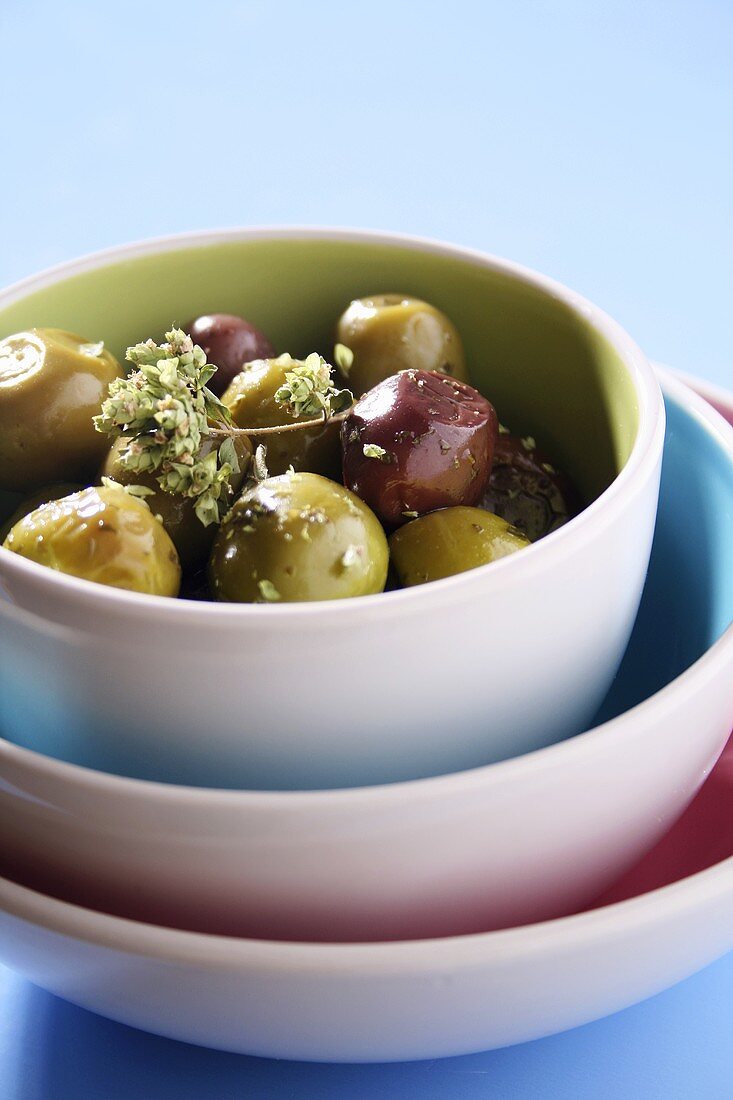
[0,228,663,790]
[3,721,733,1062]
[0,371,727,942]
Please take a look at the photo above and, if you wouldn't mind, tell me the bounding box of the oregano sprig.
[274,352,352,420]
[94,328,353,527]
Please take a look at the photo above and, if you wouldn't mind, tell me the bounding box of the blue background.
[0,1,732,1096]
[0,0,731,388]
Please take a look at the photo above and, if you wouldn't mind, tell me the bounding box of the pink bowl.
[597,731,733,905]
[594,374,733,905]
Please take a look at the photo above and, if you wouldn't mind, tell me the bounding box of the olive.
[209,471,388,603]
[341,370,498,528]
[335,294,468,396]
[389,506,530,587]
[0,482,83,544]
[0,329,123,492]
[186,313,275,396]
[480,433,581,541]
[222,356,341,479]
[101,434,252,569]
[3,485,181,597]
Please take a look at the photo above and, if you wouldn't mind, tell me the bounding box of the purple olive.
[186,313,275,396]
[341,370,498,528]
[480,432,581,541]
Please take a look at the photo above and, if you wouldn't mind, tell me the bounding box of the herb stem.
[208,407,352,439]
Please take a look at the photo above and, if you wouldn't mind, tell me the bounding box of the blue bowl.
[0,374,731,785]
[594,377,733,724]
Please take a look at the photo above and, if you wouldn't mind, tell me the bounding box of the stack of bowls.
[0,230,731,1062]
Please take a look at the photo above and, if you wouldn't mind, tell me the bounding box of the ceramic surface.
[0,229,663,789]
[3,732,733,1065]
[0,372,728,941]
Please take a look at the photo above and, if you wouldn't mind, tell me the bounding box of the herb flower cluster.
[94,329,352,527]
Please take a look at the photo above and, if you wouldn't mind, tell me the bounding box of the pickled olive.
[335,295,468,396]
[0,482,82,544]
[209,471,389,603]
[389,506,530,587]
[186,313,275,396]
[222,357,342,478]
[480,433,581,542]
[101,434,252,569]
[0,329,123,492]
[341,370,498,528]
[3,485,181,597]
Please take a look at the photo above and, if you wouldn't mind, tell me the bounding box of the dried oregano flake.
[363,443,389,461]
[257,579,281,601]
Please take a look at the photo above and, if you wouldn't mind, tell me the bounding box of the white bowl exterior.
[0,457,658,791]
[1,862,733,1062]
[0,227,665,790]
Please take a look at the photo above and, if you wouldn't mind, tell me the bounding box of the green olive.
[3,485,181,597]
[0,482,83,544]
[101,434,252,569]
[222,357,342,478]
[335,295,468,396]
[389,506,530,587]
[209,471,389,603]
[0,329,123,492]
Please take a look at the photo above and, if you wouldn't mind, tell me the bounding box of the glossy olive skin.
[0,329,123,492]
[335,295,468,396]
[101,434,252,569]
[222,357,342,479]
[341,370,498,528]
[186,313,275,396]
[389,506,530,587]
[209,471,389,603]
[2,485,181,596]
[480,433,581,542]
[0,482,83,544]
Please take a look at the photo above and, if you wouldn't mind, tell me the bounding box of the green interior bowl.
[0,232,639,513]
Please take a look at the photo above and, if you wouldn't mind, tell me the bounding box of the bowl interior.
[0,234,639,513]
[594,385,733,725]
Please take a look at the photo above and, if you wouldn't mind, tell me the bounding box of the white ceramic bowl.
[1,837,733,1064]
[0,372,728,942]
[0,228,663,790]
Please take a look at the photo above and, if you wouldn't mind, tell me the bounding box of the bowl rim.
[1,788,732,967]
[660,366,733,413]
[0,369,730,812]
[0,225,665,623]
